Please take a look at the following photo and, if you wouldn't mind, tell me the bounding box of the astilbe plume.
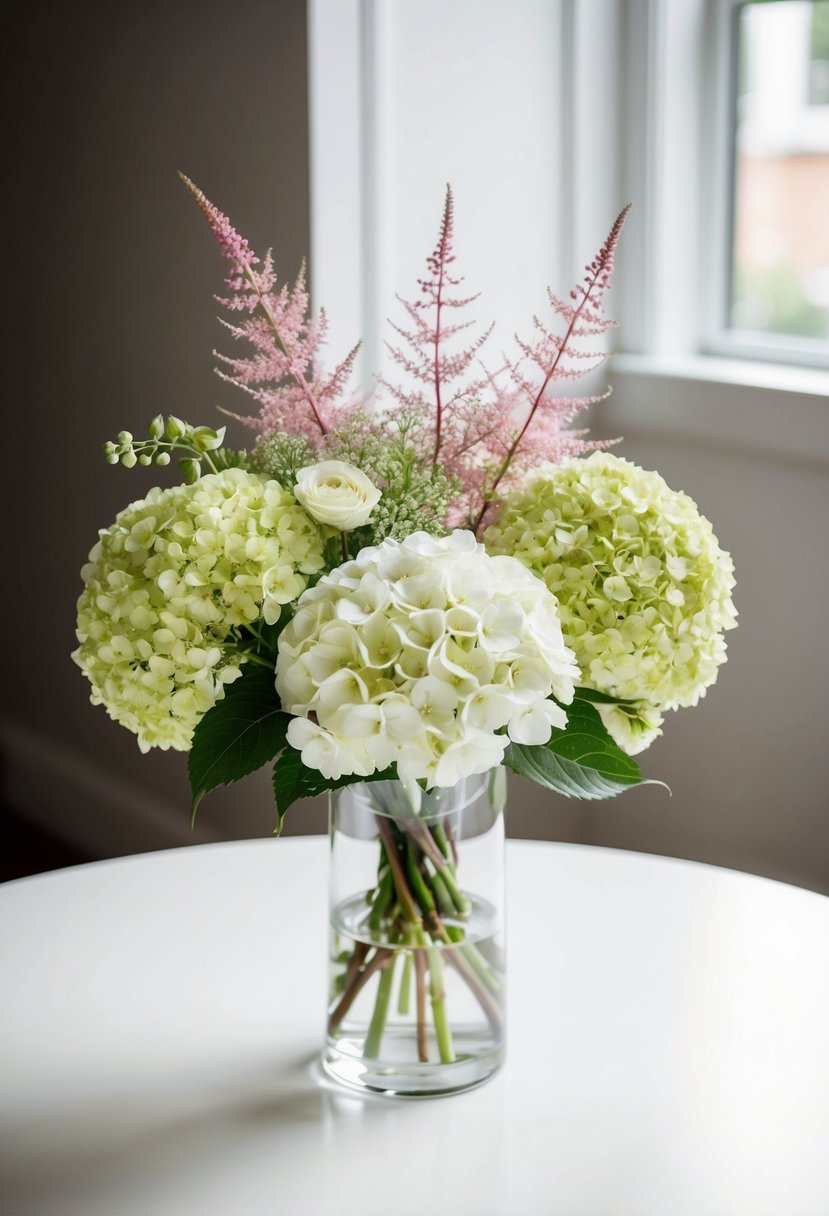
[385,186,499,511]
[179,173,361,446]
[385,191,629,531]
[467,204,631,531]
[182,173,628,537]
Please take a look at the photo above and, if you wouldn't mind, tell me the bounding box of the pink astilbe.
[469,205,631,531]
[179,173,360,444]
[385,185,496,469]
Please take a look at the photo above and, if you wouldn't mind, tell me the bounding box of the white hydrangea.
[73,468,324,752]
[276,530,579,787]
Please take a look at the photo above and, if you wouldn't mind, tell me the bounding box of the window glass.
[732,0,829,343]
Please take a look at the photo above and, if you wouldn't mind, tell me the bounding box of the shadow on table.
[0,1049,426,1212]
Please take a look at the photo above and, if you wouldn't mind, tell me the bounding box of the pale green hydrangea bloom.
[485,453,737,747]
[73,468,324,752]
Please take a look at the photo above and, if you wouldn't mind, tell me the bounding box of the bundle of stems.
[328,811,503,1064]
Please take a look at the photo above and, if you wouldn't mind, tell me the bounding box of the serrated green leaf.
[188,665,289,819]
[505,697,665,801]
[271,752,396,831]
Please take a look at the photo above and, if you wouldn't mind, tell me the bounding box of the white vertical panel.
[619,0,708,356]
[563,0,624,289]
[358,0,394,388]
[383,0,564,381]
[307,0,366,378]
[310,0,572,391]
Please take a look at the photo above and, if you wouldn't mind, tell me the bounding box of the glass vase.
[323,769,506,1097]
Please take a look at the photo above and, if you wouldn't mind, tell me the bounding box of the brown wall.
[1,0,312,843]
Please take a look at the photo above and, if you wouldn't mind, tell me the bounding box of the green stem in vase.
[368,864,394,935]
[425,936,456,1064]
[339,940,370,1000]
[443,817,459,866]
[434,859,470,919]
[363,949,398,1059]
[405,837,437,919]
[459,942,502,994]
[409,823,470,919]
[431,821,452,860]
[328,947,394,1033]
[428,865,455,917]
[443,945,503,1033]
[424,866,465,941]
[414,939,429,1062]
[397,932,414,1016]
[375,816,422,926]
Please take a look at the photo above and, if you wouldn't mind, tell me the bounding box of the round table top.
[1,838,828,1216]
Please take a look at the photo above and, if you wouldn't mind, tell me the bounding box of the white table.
[1,839,828,1216]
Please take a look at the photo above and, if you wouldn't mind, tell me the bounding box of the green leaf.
[188,665,290,820]
[271,752,396,832]
[504,697,665,801]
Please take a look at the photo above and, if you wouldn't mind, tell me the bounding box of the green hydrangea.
[485,452,737,730]
[73,468,324,752]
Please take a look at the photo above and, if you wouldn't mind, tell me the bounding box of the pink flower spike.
[180,172,362,442]
[177,172,259,292]
[469,205,631,532]
[385,183,494,474]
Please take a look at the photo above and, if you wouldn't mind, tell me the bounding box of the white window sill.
[611,353,828,398]
[605,353,829,467]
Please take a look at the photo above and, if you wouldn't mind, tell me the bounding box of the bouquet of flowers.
[73,176,736,1093]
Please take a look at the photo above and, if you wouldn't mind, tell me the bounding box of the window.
[707,0,829,367]
[731,1,829,347]
[309,0,829,388]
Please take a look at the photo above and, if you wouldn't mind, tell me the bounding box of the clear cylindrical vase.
[323,769,506,1097]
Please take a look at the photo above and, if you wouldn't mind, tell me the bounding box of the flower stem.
[443,818,459,866]
[397,935,414,1016]
[232,650,273,671]
[428,866,455,917]
[434,859,470,919]
[425,938,455,1064]
[242,264,328,436]
[405,838,437,920]
[471,259,604,534]
[368,863,393,934]
[408,823,470,918]
[340,941,369,998]
[460,942,502,994]
[366,810,503,1059]
[375,816,422,925]
[328,947,393,1033]
[363,951,398,1059]
[443,945,503,1033]
[431,822,452,860]
[414,943,429,1062]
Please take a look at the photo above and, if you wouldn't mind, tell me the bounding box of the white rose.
[294,461,381,531]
